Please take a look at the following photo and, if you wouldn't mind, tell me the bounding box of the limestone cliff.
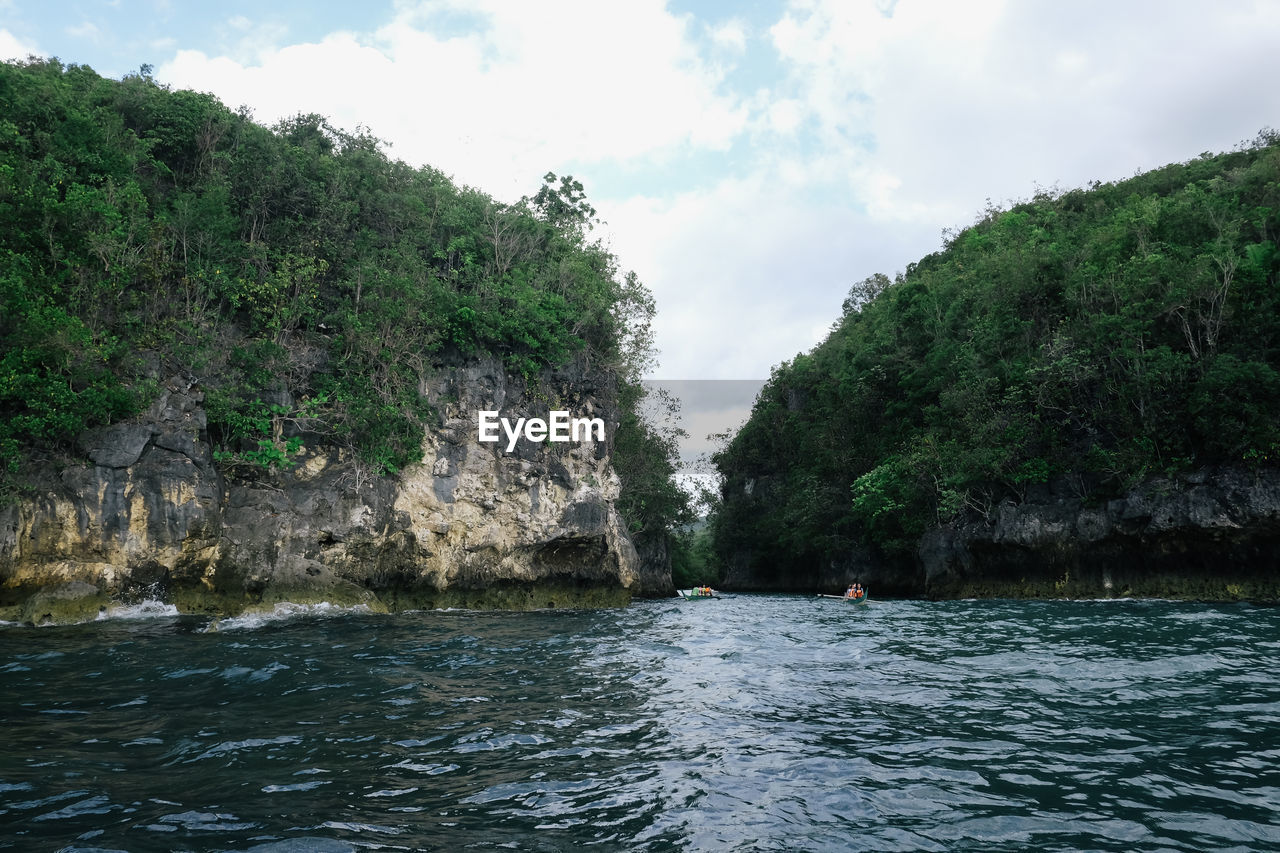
[0,358,656,624]
[721,467,1280,601]
[916,467,1280,600]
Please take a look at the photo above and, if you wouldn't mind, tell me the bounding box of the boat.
[679,587,719,600]
[817,593,870,605]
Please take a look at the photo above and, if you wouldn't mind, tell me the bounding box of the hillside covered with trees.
[0,58,689,555]
[714,133,1280,592]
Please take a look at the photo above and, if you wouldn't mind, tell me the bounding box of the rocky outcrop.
[722,466,1280,601]
[630,531,677,598]
[0,358,651,623]
[917,467,1280,600]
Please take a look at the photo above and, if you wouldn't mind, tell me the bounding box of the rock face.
[918,467,1280,600]
[631,531,675,599]
[722,467,1280,601]
[0,358,656,623]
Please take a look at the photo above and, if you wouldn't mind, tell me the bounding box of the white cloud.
[767,0,1280,226]
[0,27,37,61]
[603,174,938,378]
[709,18,747,53]
[165,33,397,124]
[765,97,804,135]
[66,21,102,42]
[160,1,749,195]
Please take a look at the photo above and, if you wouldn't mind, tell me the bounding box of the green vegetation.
[670,523,720,589]
[0,57,683,543]
[613,383,698,581]
[714,133,1280,582]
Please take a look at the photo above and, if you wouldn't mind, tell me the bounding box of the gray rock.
[2,353,651,614]
[915,466,1280,598]
[80,423,154,468]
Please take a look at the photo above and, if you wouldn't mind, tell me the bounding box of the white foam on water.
[205,601,374,632]
[95,600,180,621]
[1,600,178,628]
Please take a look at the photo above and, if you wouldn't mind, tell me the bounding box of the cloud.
[708,18,747,53]
[603,0,1280,378]
[165,33,395,123]
[768,0,1280,225]
[160,1,749,195]
[603,173,938,379]
[65,21,102,42]
[0,27,37,61]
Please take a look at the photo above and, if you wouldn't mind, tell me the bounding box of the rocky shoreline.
[916,466,1280,602]
[723,466,1280,603]
[1,358,671,626]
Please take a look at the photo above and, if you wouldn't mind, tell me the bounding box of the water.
[1,597,1278,852]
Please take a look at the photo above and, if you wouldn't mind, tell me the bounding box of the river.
[1,596,1278,851]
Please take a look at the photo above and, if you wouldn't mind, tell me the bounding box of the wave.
[4,598,379,631]
[95,600,181,621]
[0,599,179,629]
[205,601,376,633]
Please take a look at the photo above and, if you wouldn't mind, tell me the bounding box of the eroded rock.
[0,360,660,619]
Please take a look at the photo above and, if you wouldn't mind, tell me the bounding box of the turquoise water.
[1,596,1278,852]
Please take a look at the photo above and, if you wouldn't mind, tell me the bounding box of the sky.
[4,0,1280,473]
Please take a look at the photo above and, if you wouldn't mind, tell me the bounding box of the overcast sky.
[4,0,1280,466]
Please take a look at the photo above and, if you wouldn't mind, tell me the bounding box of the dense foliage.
[714,134,1280,580]
[0,58,682,539]
[613,384,693,536]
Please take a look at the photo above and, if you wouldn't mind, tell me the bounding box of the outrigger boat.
[679,587,719,600]
[818,592,870,606]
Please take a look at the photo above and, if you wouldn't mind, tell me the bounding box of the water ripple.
[0,600,1277,851]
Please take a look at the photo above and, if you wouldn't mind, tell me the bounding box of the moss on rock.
[17,582,109,625]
